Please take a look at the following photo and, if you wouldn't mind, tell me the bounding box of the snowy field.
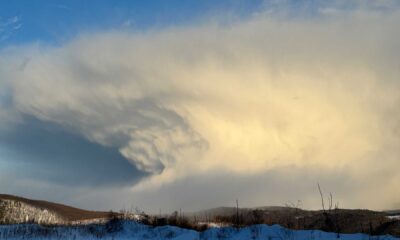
[0,221,398,240]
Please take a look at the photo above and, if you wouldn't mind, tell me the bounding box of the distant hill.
[185,205,400,236]
[385,209,400,215]
[186,206,302,220]
[188,205,400,220]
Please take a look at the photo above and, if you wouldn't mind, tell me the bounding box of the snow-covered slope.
[0,221,398,240]
[0,199,64,224]
[0,194,113,224]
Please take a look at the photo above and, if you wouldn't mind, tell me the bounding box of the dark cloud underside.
[0,116,146,187]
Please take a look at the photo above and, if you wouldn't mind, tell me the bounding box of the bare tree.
[236,199,239,228]
[317,183,341,236]
[317,183,325,212]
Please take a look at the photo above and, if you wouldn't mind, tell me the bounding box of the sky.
[0,0,400,213]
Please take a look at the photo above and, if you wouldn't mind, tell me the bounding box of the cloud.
[0,15,22,42]
[49,165,386,213]
[1,1,400,210]
[0,116,146,187]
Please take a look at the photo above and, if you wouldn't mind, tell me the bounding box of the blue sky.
[0,0,264,47]
[0,1,400,212]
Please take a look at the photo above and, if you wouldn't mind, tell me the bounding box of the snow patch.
[0,221,398,240]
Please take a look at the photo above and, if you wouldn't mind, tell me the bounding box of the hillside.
[0,194,114,224]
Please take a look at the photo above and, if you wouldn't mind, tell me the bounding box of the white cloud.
[1,2,400,209]
[0,15,22,42]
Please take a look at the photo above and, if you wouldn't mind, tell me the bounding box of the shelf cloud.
[1,1,400,210]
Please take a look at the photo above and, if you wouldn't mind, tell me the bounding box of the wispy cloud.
[0,15,22,42]
[55,4,71,11]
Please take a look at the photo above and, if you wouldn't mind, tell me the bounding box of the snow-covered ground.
[0,221,398,240]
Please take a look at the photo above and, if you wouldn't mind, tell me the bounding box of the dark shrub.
[105,217,123,234]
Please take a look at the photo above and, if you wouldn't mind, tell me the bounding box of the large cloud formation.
[1,1,400,210]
